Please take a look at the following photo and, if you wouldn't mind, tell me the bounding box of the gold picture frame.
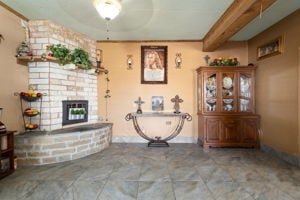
[141,46,168,84]
[257,36,283,60]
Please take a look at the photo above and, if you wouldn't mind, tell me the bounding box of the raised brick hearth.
[15,123,112,165]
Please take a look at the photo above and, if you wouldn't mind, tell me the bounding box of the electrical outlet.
[166,121,172,125]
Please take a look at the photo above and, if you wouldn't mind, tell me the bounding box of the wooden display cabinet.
[197,66,260,150]
[0,131,15,179]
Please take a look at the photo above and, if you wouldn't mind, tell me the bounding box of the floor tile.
[97,180,138,200]
[21,180,73,200]
[173,181,214,200]
[59,179,105,200]
[196,164,233,183]
[206,180,254,200]
[139,161,170,182]
[137,181,175,200]
[168,162,202,181]
[0,180,40,200]
[1,143,299,200]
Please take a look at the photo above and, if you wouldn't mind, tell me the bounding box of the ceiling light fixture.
[94,0,122,21]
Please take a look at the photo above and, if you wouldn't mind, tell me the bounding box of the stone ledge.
[15,123,112,166]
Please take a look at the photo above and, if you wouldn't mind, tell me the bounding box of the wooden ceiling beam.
[202,0,276,52]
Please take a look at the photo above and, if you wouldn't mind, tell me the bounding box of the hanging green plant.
[71,48,92,69]
[48,44,71,65]
[104,70,110,121]
[104,70,111,98]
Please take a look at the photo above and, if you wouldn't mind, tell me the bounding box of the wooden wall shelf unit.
[0,131,15,179]
[17,55,57,66]
[197,66,260,150]
[16,56,107,73]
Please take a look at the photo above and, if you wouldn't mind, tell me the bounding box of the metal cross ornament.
[204,55,211,65]
[171,95,183,113]
[134,97,145,114]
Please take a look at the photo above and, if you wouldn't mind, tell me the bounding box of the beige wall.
[97,41,248,142]
[248,10,300,156]
[0,6,28,132]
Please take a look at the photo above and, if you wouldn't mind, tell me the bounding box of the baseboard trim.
[261,144,300,167]
[112,136,198,143]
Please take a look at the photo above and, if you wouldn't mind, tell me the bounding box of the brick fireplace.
[26,20,99,131]
[14,20,112,166]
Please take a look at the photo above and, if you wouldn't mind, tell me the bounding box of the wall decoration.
[127,55,133,70]
[257,36,283,60]
[152,96,164,111]
[209,57,239,66]
[141,46,168,84]
[171,95,183,113]
[134,97,145,114]
[175,53,182,69]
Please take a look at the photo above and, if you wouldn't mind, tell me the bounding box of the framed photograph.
[141,46,168,84]
[257,36,283,60]
[152,96,164,111]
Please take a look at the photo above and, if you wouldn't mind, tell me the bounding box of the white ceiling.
[2,0,300,41]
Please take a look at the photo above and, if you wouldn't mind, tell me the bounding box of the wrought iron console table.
[125,112,192,147]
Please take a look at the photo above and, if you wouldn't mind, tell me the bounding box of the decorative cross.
[171,95,183,113]
[134,97,145,114]
[204,55,211,65]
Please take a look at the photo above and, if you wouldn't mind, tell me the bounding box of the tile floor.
[0,143,300,200]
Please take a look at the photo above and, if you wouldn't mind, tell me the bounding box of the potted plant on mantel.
[48,44,92,69]
[71,48,92,69]
[48,44,71,66]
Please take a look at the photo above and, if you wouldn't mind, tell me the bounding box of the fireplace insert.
[62,100,88,125]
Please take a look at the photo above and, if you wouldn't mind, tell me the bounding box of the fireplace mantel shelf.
[16,56,107,73]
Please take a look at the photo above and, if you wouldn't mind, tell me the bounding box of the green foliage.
[71,48,92,69]
[209,57,239,66]
[78,109,86,115]
[48,44,71,65]
[104,71,111,99]
[48,44,92,69]
[70,109,76,115]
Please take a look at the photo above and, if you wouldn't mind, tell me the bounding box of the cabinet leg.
[203,144,210,152]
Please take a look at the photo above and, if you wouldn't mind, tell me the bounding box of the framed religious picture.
[141,46,168,84]
[152,96,164,111]
[257,36,284,60]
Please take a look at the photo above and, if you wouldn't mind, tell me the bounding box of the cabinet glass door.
[239,73,252,112]
[205,73,217,112]
[222,73,234,112]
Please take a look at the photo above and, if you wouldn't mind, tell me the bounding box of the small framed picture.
[141,46,168,84]
[152,96,164,111]
[257,36,283,60]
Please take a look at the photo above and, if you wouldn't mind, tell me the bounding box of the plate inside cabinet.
[223,77,233,89]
